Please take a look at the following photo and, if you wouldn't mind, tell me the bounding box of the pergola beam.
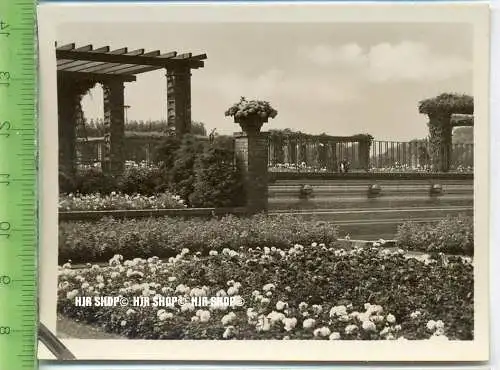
[57,46,112,68]
[56,49,205,69]
[57,70,137,83]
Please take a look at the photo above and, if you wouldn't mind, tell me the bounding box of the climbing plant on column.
[418,93,473,172]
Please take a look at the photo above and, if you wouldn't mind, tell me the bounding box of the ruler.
[0,0,38,369]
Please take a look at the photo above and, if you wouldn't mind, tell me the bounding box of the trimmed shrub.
[189,141,244,208]
[152,135,182,170]
[395,214,473,256]
[168,135,205,206]
[58,214,340,264]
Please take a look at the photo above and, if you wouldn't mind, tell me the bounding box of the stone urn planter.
[225,97,278,134]
[234,115,268,134]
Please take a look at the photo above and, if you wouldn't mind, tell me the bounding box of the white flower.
[410,310,422,319]
[227,286,238,296]
[313,326,331,337]
[191,316,200,323]
[276,301,287,311]
[386,314,396,324]
[120,320,127,327]
[303,318,316,330]
[81,282,90,290]
[223,326,236,339]
[435,320,445,330]
[345,324,358,335]
[209,250,218,256]
[362,320,376,332]
[312,304,323,315]
[168,276,177,282]
[298,302,308,311]
[221,312,237,326]
[329,305,348,317]
[426,320,437,331]
[66,289,79,300]
[262,283,275,292]
[260,297,271,305]
[198,310,211,323]
[435,327,446,336]
[267,311,286,325]
[283,317,298,332]
[126,309,136,316]
[180,303,195,313]
[338,315,350,322]
[329,332,341,340]
[181,248,190,255]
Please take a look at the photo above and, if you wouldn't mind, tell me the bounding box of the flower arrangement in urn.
[225,96,278,132]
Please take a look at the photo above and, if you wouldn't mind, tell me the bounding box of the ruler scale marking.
[0,0,37,369]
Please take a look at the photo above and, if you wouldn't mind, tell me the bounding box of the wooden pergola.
[56,42,207,175]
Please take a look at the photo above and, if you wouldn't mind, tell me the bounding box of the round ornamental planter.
[367,184,382,198]
[429,183,443,196]
[235,115,267,134]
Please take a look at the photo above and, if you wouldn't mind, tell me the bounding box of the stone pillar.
[57,78,80,176]
[428,113,452,172]
[318,138,328,169]
[102,80,125,175]
[166,66,191,136]
[358,140,370,171]
[234,130,269,213]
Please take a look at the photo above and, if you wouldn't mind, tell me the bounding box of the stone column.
[57,78,80,176]
[234,128,269,213]
[102,80,125,175]
[428,113,452,172]
[358,139,371,171]
[166,66,192,136]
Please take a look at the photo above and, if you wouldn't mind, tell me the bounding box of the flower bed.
[59,192,186,212]
[395,214,473,256]
[59,214,339,264]
[58,243,473,340]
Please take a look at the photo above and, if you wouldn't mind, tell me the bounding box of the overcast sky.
[57,22,473,141]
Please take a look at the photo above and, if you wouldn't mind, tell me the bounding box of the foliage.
[268,129,374,143]
[395,214,473,256]
[81,119,207,137]
[418,93,473,116]
[60,163,168,196]
[189,142,245,208]
[59,192,186,211]
[58,214,339,264]
[168,135,205,206]
[225,97,278,122]
[152,135,182,171]
[57,243,473,340]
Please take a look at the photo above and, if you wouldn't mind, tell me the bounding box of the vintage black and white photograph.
[37,2,489,361]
